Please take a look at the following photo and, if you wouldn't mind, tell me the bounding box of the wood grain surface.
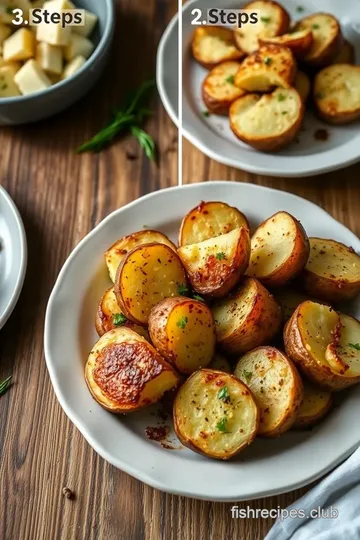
[0,1,360,539]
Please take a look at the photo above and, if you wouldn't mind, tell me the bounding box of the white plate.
[45,182,360,501]
[157,0,360,177]
[0,186,27,330]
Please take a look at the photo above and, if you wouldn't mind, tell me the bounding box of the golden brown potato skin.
[192,26,245,70]
[284,305,360,391]
[213,278,282,355]
[295,13,343,67]
[259,29,313,59]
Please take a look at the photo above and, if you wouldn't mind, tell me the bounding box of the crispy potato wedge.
[209,353,232,373]
[331,40,355,65]
[284,301,360,390]
[192,26,245,69]
[148,297,216,374]
[105,230,177,283]
[95,287,150,340]
[230,88,304,152]
[295,70,311,103]
[235,347,303,437]
[179,201,250,247]
[247,211,310,286]
[274,288,312,322]
[115,243,187,325]
[259,29,313,58]
[314,64,360,124]
[293,381,333,429]
[234,0,290,54]
[202,61,246,115]
[177,227,251,297]
[295,13,342,67]
[85,328,179,413]
[301,238,360,302]
[234,44,296,92]
[173,369,259,460]
[212,277,282,355]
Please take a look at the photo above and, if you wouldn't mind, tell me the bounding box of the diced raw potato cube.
[43,0,70,10]
[0,65,20,96]
[64,33,93,61]
[14,58,51,94]
[3,28,35,62]
[74,9,98,37]
[62,54,85,79]
[0,23,10,45]
[36,41,62,74]
[37,20,71,46]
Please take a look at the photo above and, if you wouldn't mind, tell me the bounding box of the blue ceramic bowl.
[0,0,115,125]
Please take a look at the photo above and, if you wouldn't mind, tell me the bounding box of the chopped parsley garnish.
[176,316,188,329]
[178,283,189,296]
[282,111,288,115]
[203,110,210,117]
[296,6,304,12]
[218,386,230,403]
[243,370,253,383]
[264,57,272,65]
[193,294,205,302]
[261,16,271,24]
[113,313,128,326]
[225,74,235,84]
[0,376,12,397]
[216,417,229,433]
[312,24,320,30]
[349,343,360,351]
[216,252,226,260]
[277,93,286,102]
[5,6,13,14]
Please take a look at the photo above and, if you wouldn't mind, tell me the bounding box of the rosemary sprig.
[0,375,12,397]
[77,79,156,158]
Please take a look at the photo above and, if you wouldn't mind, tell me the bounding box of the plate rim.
[0,185,27,330]
[45,181,360,501]
[156,0,360,178]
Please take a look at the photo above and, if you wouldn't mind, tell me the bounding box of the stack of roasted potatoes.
[192,0,360,152]
[85,201,360,460]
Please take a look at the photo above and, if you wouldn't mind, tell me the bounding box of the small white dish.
[157,0,360,177]
[45,182,360,501]
[0,186,27,329]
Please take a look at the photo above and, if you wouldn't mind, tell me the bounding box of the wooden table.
[1,1,359,539]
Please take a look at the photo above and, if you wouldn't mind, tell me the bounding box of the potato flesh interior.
[119,245,186,324]
[181,202,248,246]
[233,90,299,136]
[166,303,215,373]
[175,371,257,457]
[235,1,285,53]
[297,15,338,60]
[99,288,149,339]
[297,382,331,420]
[179,227,242,269]
[315,66,360,114]
[235,348,296,434]
[306,239,360,283]
[299,302,339,367]
[327,314,360,377]
[248,212,296,276]
[205,63,244,100]
[198,34,238,64]
[212,280,256,341]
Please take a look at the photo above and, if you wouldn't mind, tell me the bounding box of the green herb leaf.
[277,93,286,102]
[131,126,156,161]
[178,283,189,296]
[261,16,271,23]
[282,111,288,115]
[296,6,304,12]
[225,74,235,84]
[193,294,204,302]
[216,417,229,433]
[216,252,226,260]
[176,316,188,329]
[5,6,13,14]
[312,24,320,30]
[349,343,360,351]
[264,56,272,65]
[243,370,253,383]
[203,110,211,117]
[0,375,12,397]
[113,313,128,327]
[218,386,230,402]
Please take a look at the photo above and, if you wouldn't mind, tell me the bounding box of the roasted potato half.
[178,227,251,297]
[301,238,360,302]
[85,328,179,413]
[212,277,282,355]
[295,70,311,103]
[284,301,360,391]
[209,353,232,373]
[105,230,177,283]
[314,64,360,124]
[325,313,360,379]
[295,13,342,67]
[235,347,303,437]
[115,243,187,325]
[202,61,246,115]
[234,0,290,54]
[234,44,296,93]
[293,382,333,429]
[173,369,259,460]
[331,40,355,65]
[230,88,304,152]
[192,26,245,69]
[179,201,249,247]
[247,211,310,286]
[259,29,313,59]
[148,297,216,374]
[95,287,150,340]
